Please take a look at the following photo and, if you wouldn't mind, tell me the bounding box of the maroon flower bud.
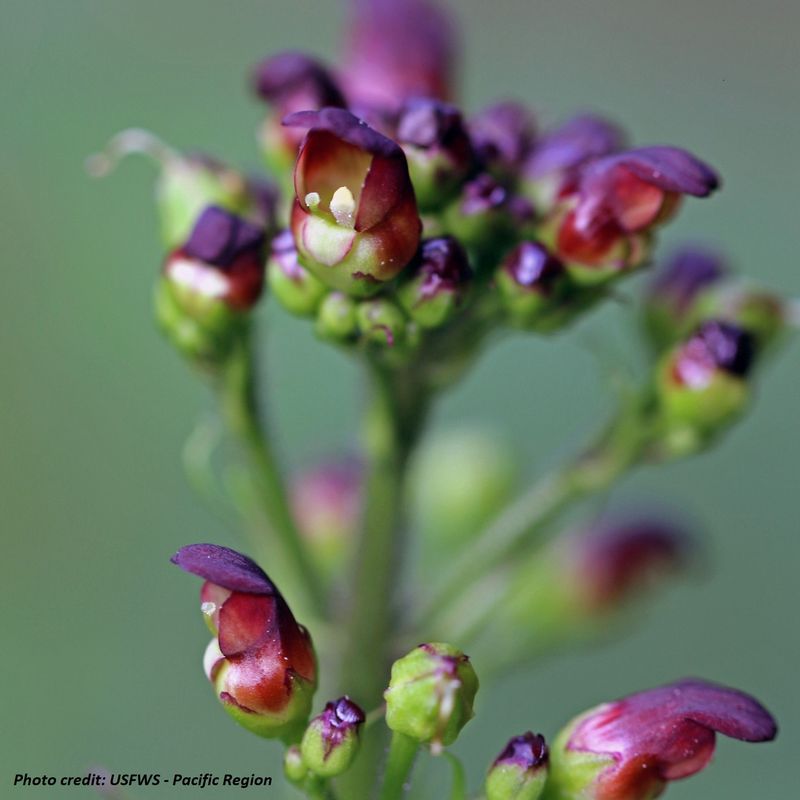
[398,236,472,328]
[497,241,567,330]
[469,102,537,180]
[343,0,458,109]
[396,98,475,210]
[548,679,777,800]
[486,733,549,800]
[171,544,317,740]
[567,518,691,611]
[644,246,729,348]
[554,147,720,282]
[286,108,421,296]
[165,206,265,311]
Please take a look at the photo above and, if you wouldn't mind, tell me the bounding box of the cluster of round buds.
[246,9,722,365]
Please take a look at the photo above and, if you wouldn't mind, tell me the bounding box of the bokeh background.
[2,0,798,797]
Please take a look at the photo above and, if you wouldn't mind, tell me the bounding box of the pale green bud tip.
[384,643,479,750]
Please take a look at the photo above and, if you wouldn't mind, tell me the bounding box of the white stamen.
[330,185,357,228]
[304,191,321,210]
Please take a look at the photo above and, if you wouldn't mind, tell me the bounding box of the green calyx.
[154,276,245,365]
[486,762,548,800]
[384,643,479,749]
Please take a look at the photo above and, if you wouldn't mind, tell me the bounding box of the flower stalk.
[216,329,326,617]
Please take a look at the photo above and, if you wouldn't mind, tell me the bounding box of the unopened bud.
[398,237,472,329]
[300,696,366,778]
[486,732,549,800]
[384,643,479,750]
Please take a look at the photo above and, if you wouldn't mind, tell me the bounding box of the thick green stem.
[336,359,428,798]
[378,732,420,800]
[216,330,325,617]
[418,392,653,635]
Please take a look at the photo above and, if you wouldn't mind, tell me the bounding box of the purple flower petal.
[494,732,549,770]
[252,51,345,109]
[568,678,777,793]
[469,101,537,169]
[649,245,729,310]
[170,543,276,595]
[182,207,265,269]
[585,146,720,198]
[526,113,625,178]
[284,107,402,160]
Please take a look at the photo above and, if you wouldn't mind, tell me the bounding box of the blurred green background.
[2,0,798,797]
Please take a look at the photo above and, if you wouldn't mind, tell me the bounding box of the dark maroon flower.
[398,236,472,327]
[555,146,719,272]
[171,544,317,739]
[551,679,777,800]
[672,320,756,388]
[165,206,266,310]
[343,0,458,109]
[469,101,537,177]
[285,108,421,295]
[567,518,692,610]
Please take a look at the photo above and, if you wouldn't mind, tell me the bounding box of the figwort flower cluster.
[90,1,792,798]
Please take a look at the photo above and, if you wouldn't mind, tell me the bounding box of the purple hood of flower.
[182,207,265,270]
[525,113,625,178]
[494,731,549,770]
[252,51,345,110]
[171,543,277,595]
[649,246,729,311]
[567,679,777,799]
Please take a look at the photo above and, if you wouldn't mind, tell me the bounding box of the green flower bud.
[356,298,408,348]
[655,321,756,452]
[397,237,472,330]
[156,207,266,364]
[410,427,517,549]
[486,732,549,800]
[283,745,308,785]
[315,292,359,343]
[88,129,277,249]
[496,242,569,331]
[384,643,479,750]
[267,230,328,317]
[300,697,366,778]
